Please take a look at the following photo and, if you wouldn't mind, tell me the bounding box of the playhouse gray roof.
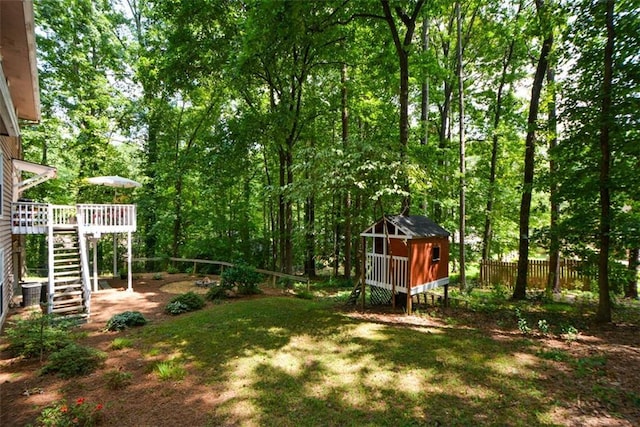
[362,215,450,238]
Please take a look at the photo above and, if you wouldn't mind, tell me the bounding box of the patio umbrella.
[85,175,141,288]
[86,175,141,189]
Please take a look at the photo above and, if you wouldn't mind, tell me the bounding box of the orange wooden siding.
[389,238,408,257]
[409,237,449,287]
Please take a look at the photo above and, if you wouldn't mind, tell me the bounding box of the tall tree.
[380,0,425,213]
[455,1,466,290]
[513,0,554,300]
[595,0,615,323]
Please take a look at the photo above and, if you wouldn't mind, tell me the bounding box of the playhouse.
[360,215,450,314]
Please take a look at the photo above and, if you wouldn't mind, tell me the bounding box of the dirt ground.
[1,274,640,426]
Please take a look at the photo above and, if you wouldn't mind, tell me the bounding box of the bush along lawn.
[127,296,639,426]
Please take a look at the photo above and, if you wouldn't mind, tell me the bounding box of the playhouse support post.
[444,283,449,308]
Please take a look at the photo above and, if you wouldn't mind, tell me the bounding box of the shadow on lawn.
[134,297,581,426]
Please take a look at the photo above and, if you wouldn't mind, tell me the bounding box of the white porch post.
[92,239,98,292]
[113,233,117,279]
[127,231,132,292]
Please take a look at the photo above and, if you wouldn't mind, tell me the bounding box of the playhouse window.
[432,246,441,262]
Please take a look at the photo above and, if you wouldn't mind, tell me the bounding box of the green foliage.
[294,289,314,300]
[153,273,164,280]
[4,313,76,359]
[573,355,607,378]
[165,301,190,315]
[537,349,571,362]
[167,265,180,274]
[165,292,205,315]
[41,343,106,378]
[153,359,187,381]
[110,337,134,350]
[537,319,550,334]
[490,283,509,301]
[205,284,229,301]
[103,369,133,390]
[514,308,531,335]
[221,264,263,295]
[560,324,579,341]
[36,398,104,427]
[105,311,147,331]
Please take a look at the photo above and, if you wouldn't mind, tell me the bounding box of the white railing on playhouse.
[365,253,409,294]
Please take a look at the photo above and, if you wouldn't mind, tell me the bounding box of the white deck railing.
[365,253,408,293]
[77,204,136,234]
[11,202,49,234]
[11,202,136,234]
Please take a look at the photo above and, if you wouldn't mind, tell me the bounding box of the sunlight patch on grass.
[487,352,539,378]
[350,322,388,341]
[130,298,562,426]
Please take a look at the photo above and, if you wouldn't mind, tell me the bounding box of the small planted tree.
[220,264,263,295]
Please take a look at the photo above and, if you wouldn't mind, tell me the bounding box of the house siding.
[0,134,20,330]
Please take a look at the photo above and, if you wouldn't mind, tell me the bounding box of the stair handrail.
[75,207,92,317]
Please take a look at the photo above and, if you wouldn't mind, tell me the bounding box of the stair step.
[53,264,80,276]
[53,283,82,295]
[53,277,82,284]
[53,252,79,257]
[54,271,80,278]
[53,264,81,270]
[51,305,86,315]
[52,292,83,299]
[53,255,79,260]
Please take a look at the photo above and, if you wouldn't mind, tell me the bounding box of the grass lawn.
[133,297,570,426]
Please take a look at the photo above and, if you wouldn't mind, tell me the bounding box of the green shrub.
[167,265,179,274]
[106,311,147,331]
[205,285,228,301]
[154,359,187,381]
[221,264,263,295]
[153,272,164,280]
[295,289,314,300]
[165,292,205,315]
[104,369,133,390]
[490,283,509,301]
[165,301,190,315]
[41,343,106,378]
[4,313,76,359]
[36,398,104,427]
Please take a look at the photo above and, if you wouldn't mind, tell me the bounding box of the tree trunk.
[304,194,316,278]
[278,147,286,272]
[171,177,183,258]
[456,1,466,291]
[342,62,352,279]
[381,0,425,214]
[596,0,615,323]
[513,1,553,300]
[626,248,639,299]
[420,16,429,146]
[547,65,561,294]
[354,193,363,280]
[481,40,516,261]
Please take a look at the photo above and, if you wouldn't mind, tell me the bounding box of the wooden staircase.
[48,228,88,318]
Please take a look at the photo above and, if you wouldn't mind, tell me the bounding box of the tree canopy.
[23,0,640,321]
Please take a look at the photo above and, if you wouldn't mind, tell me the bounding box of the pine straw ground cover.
[0,274,639,426]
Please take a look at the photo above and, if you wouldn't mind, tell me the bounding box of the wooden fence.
[132,257,310,289]
[479,259,593,290]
